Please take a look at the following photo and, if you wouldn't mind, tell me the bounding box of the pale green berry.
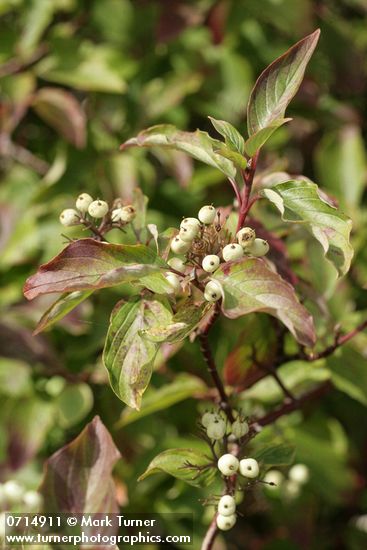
[247,238,269,257]
[231,418,249,439]
[204,280,222,302]
[288,464,309,485]
[171,236,191,254]
[179,224,199,242]
[111,208,123,222]
[237,227,256,248]
[201,411,217,428]
[202,254,220,273]
[120,205,136,222]
[59,208,80,227]
[198,205,216,224]
[284,479,301,499]
[180,217,201,229]
[23,491,43,510]
[263,470,284,489]
[88,200,109,218]
[165,273,181,293]
[222,243,244,262]
[239,458,259,478]
[216,513,236,531]
[218,454,239,476]
[3,480,24,502]
[218,495,236,516]
[206,417,226,440]
[167,257,186,272]
[75,193,93,213]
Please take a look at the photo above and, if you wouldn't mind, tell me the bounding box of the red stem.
[236,152,259,232]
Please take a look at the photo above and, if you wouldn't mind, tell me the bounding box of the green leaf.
[208,116,245,154]
[142,299,210,343]
[261,180,353,276]
[40,416,121,513]
[103,296,172,409]
[121,124,236,179]
[327,348,367,407]
[0,358,31,397]
[24,238,169,300]
[138,448,215,487]
[56,383,94,428]
[247,30,320,135]
[214,146,248,170]
[254,444,296,468]
[34,290,93,335]
[212,257,316,347]
[244,118,291,157]
[116,374,207,427]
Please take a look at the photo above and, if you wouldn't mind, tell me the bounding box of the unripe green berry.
[239,458,259,478]
[218,454,239,476]
[88,200,109,218]
[204,280,222,302]
[247,238,269,257]
[198,205,216,224]
[179,224,199,242]
[284,479,301,499]
[167,257,186,272]
[75,193,93,213]
[120,205,136,222]
[288,464,309,485]
[218,495,236,516]
[180,217,201,229]
[237,227,256,248]
[201,411,216,428]
[170,236,191,254]
[222,243,244,262]
[165,273,181,293]
[59,208,80,227]
[231,418,249,439]
[206,417,226,440]
[202,254,220,273]
[216,513,236,531]
[111,208,123,222]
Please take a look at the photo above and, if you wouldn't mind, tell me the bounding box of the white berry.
[111,208,123,222]
[239,458,259,478]
[23,490,43,510]
[263,470,284,489]
[216,513,236,531]
[207,418,226,440]
[120,205,136,222]
[237,227,256,248]
[202,255,220,273]
[201,411,216,428]
[88,200,109,218]
[170,236,191,254]
[204,280,222,302]
[222,243,244,262]
[218,454,240,476]
[288,464,309,485]
[3,480,24,502]
[180,217,201,229]
[198,205,216,224]
[167,257,186,272]
[218,495,236,516]
[165,273,181,293]
[179,224,199,242]
[75,193,93,213]
[247,238,269,257]
[231,418,249,439]
[59,208,80,227]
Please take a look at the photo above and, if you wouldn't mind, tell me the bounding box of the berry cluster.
[59,193,136,229]
[201,410,249,440]
[0,480,42,512]
[168,205,270,300]
[264,463,309,500]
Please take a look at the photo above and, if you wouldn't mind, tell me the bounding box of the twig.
[201,516,218,550]
[228,177,242,207]
[236,152,259,232]
[306,320,367,361]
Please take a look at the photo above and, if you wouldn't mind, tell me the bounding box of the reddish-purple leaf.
[32,87,86,148]
[40,416,121,513]
[213,257,316,347]
[23,238,169,300]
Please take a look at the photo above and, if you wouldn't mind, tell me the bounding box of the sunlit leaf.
[208,116,245,154]
[244,118,291,157]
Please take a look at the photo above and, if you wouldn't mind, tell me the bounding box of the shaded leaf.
[244,118,291,157]
[103,297,172,409]
[32,87,86,148]
[24,238,169,300]
[116,374,207,427]
[327,347,367,407]
[138,448,215,487]
[40,416,120,513]
[247,30,320,135]
[213,258,316,347]
[56,383,94,428]
[254,444,295,468]
[121,124,236,178]
[262,180,353,276]
[208,116,245,154]
[34,290,93,335]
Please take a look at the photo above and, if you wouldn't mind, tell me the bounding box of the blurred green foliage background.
[1,1,367,548]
